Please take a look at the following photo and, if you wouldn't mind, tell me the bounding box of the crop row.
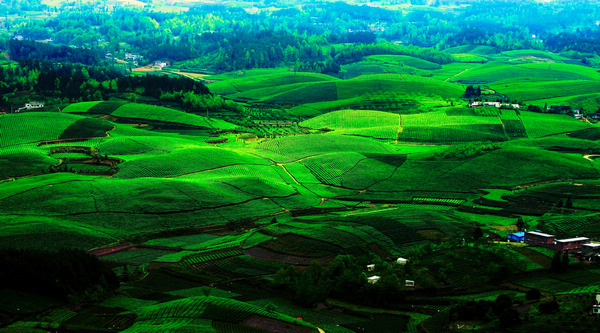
[124,318,215,333]
[139,297,301,325]
[182,249,243,267]
[301,152,364,185]
[0,113,79,147]
[412,197,465,205]
[544,215,599,234]
[395,203,455,211]
[557,284,600,295]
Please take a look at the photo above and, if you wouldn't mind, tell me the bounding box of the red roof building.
[555,237,590,253]
[524,231,555,246]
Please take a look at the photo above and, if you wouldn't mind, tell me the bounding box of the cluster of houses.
[253,121,297,127]
[468,101,521,109]
[13,101,45,113]
[468,102,600,121]
[507,231,600,260]
[539,105,600,120]
[366,257,414,286]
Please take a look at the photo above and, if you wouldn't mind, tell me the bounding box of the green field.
[301,110,401,140]
[490,79,600,102]
[451,62,599,84]
[3,46,600,333]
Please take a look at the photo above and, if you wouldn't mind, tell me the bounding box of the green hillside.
[207,72,339,95]
[0,112,88,147]
[5,3,600,332]
[300,110,401,140]
[451,62,599,83]
[124,296,316,333]
[64,102,238,130]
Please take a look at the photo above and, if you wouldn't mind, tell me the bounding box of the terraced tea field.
[3,46,600,333]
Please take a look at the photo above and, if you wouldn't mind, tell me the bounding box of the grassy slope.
[490,79,600,102]
[124,296,316,333]
[0,112,84,147]
[64,102,237,130]
[365,55,442,70]
[207,72,339,95]
[300,110,401,140]
[114,147,270,179]
[255,134,389,161]
[228,73,463,106]
[451,62,599,83]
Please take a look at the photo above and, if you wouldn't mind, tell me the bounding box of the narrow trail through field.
[584,154,600,162]
[445,68,469,82]
[395,114,403,143]
[277,164,299,184]
[0,179,91,201]
[164,163,266,178]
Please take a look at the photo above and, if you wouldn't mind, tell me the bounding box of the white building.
[25,101,44,109]
[397,258,409,265]
[367,276,380,284]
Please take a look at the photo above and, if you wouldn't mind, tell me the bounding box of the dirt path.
[395,114,403,143]
[445,68,469,82]
[584,154,600,162]
[277,164,299,184]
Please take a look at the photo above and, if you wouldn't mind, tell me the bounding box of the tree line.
[1,59,210,104]
[8,0,600,74]
[0,248,119,304]
[274,254,406,307]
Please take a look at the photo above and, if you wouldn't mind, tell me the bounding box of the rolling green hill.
[207,72,339,95]
[451,62,599,83]
[300,109,401,140]
[64,102,237,130]
[3,44,600,333]
[124,296,317,333]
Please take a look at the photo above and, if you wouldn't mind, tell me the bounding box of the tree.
[539,300,559,314]
[565,197,573,208]
[473,226,484,240]
[551,252,562,273]
[526,288,541,301]
[561,253,569,271]
[265,303,277,312]
[493,294,513,316]
[516,216,525,231]
[499,308,521,328]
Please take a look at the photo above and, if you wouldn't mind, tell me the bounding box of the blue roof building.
[507,232,525,242]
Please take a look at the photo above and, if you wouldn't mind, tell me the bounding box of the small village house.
[396,258,408,265]
[25,101,44,109]
[592,293,600,315]
[468,101,521,109]
[582,243,600,261]
[366,264,375,272]
[405,280,415,287]
[524,231,555,246]
[16,101,45,113]
[555,237,590,253]
[157,60,171,68]
[367,276,380,284]
[125,53,141,61]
